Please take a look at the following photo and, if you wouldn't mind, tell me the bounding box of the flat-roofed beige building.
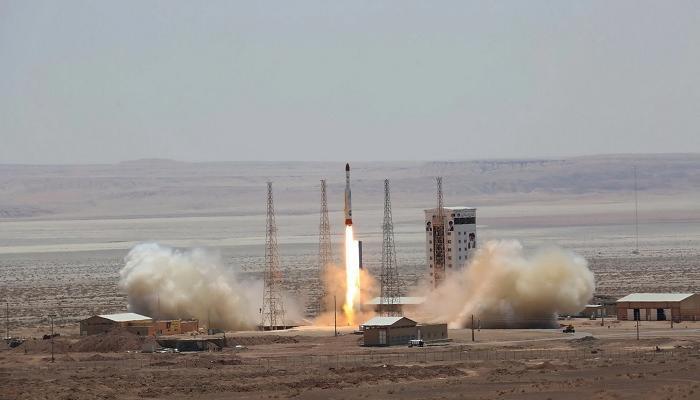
[360,316,447,347]
[616,293,700,322]
[79,313,153,336]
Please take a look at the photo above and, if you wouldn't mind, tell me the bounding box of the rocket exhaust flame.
[343,225,361,324]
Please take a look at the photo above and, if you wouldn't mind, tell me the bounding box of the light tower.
[261,182,285,330]
[380,179,403,316]
[317,179,332,314]
[431,177,446,288]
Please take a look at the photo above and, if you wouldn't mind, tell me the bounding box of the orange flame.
[343,225,361,324]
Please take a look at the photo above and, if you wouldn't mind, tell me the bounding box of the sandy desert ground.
[2,320,700,400]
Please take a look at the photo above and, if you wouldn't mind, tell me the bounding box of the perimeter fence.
[27,345,697,371]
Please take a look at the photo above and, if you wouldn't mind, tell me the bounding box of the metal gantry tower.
[431,177,446,288]
[261,182,285,330]
[380,179,402,316]
[317,179,332,314]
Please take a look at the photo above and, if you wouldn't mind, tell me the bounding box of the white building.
[425,207,477,288]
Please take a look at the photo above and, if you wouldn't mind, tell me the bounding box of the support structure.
[380,179,402,316]
[316,179,332,314]
[261,182,285,330]
[431,177,447,288]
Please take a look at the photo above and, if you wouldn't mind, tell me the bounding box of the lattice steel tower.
[261,182,285,330]
[316,179,332,313]
[431,177,446,288]
[380,179,403,316]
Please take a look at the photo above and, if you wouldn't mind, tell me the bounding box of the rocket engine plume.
[343,225,361,324]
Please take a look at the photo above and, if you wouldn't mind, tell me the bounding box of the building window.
[447,240,451,244]
[448,256,452,260]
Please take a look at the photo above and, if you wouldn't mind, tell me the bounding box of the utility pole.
[636,319,640,340]
[48,313,56,363]
[5,301,8,341]
[317,179,332,315]
[633,166,639,254]
[471,314,475,342]
[261,182,285,330]
[334,294,337,337]
[380,179,402,316]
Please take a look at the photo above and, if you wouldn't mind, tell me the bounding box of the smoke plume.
[420,240,595,328]
[119,243,257,330]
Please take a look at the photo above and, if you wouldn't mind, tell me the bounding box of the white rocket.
[344,163,352,226]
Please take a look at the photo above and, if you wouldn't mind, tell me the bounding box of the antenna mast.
[634,166,639,254]
[380,179,402,316]
[261,182,285,330]
[317,179,332,314]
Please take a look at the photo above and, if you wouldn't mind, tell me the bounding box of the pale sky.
[1,1,699,164]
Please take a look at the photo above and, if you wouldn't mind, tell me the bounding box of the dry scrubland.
[2,321,700,399]
[2,155,700,398]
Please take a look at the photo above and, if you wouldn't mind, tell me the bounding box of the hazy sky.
[1,1,699,164]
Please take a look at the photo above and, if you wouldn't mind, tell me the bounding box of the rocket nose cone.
[345,163,350,172]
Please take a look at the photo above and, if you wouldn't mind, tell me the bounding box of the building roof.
[360,316,417,328]
[365,296,426,306]
[97,313,152,322]
[617,293,695,303]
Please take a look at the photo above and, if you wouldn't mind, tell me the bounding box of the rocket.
[344,163,352,226]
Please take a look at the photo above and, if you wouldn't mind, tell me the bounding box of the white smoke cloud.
[119,243,258,330]
[420,240,595,328]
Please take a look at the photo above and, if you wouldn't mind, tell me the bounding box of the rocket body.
[344,163,352,226]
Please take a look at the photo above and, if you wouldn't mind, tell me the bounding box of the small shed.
[80,313,153,336]
[361,317,418,346]
[616,293,700,322]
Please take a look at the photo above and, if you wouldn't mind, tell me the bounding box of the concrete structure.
[360,316,448,347]
[150,319,199,336]
[616,293,700,322]
[79,313,152,336]
[578,305,606,319]
[156,337,223,352]
[363,297,426,315]
[425,207,476,287]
